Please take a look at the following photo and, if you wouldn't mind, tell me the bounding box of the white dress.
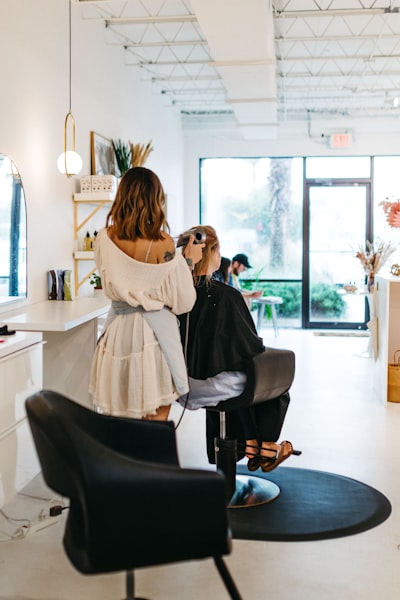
[89,228,196,418]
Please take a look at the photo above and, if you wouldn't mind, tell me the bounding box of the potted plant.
[112,139,131,177]
[90,273,102,294]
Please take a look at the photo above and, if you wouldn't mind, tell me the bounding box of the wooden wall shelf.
[73,193,114,296]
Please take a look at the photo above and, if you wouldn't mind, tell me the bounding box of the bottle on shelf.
[83,231,92,251]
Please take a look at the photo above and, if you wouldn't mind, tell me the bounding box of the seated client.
[178,225,297,473]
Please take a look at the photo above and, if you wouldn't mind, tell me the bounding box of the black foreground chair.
[25,390,243,600]
[206,347,295,508]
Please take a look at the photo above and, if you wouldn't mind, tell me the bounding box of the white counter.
[2,296,110,332]
[0,331,43,506]
[0,331,42,359]
[374,274,400,403]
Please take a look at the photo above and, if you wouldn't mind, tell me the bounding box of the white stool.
[255,296,283,336]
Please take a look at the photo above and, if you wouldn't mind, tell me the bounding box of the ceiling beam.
[279,84,400,94]
[277,53,400,62]
[151,75,220,82]
[279,69,400,78]
[105,15,196,26]
[159,88,226,95]
[108,40,208,48]
[126,59,210,67]
[273,8,400,18]
[276,33,400,42]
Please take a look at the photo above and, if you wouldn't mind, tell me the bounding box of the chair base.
[228,474,280,508]
[125,569,149,600]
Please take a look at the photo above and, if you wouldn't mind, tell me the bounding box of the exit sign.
[330,133,352,148]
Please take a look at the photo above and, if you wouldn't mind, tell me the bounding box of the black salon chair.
[205,347,295,508]
[25,390,243,600]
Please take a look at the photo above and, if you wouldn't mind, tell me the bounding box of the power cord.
[0,509,30,541]
[0,498,69,542]
[174,312,190,431]
[174,395,188,430]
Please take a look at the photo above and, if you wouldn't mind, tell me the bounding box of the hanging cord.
[68,0,72,114]
[174,312,190,430]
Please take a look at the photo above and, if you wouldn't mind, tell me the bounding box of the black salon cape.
[178,277,290,463]
[179,277,264,378]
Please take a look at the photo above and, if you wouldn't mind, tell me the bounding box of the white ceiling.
[76,0,400,140]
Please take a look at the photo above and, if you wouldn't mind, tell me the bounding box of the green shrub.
[241,280,345,318]
[310,283,345,317]
[241,280,301,318]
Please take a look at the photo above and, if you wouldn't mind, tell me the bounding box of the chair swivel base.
[228,474,280,508]
[215,437,280,508]
[125,570,150,600]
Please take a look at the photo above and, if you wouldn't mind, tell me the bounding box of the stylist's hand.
[182,234,205,267]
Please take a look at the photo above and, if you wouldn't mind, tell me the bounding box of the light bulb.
[57,150,83,176]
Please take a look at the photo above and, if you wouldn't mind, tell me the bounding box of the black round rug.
[230,466,391,541]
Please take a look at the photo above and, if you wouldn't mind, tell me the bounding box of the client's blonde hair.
[189,225,219,283]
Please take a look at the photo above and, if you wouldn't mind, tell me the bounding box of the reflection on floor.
[1,328,400,600]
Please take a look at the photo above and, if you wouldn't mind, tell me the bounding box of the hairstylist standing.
[89,167,204,421]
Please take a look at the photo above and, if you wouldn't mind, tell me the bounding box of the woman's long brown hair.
[106,167,169,240]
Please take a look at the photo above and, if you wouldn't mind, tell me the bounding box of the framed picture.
[90,131,117,176]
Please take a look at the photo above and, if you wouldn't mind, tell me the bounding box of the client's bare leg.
[245,439,259,459]
[260,441,282,459]
[144,405,171,421]
[235,408,260,469]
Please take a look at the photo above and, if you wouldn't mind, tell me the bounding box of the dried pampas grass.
[130,140,153,167]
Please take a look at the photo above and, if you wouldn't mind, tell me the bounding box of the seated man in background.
[230,253,262,308]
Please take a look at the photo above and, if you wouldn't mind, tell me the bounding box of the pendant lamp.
[57,0,82,177]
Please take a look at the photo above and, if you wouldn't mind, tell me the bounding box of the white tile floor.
[1,328,400,600]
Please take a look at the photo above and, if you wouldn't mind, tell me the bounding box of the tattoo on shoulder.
[164,250,175,262]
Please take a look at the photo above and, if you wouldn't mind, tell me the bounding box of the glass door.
[304,181,371,329]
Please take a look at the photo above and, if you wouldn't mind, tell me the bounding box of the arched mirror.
[0,155,27,304]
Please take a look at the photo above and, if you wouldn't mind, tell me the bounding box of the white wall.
[0,0,184,310]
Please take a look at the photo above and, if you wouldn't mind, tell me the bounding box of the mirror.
[0,155,27,304]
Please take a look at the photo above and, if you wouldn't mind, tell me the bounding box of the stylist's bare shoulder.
[156,232,176,263]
